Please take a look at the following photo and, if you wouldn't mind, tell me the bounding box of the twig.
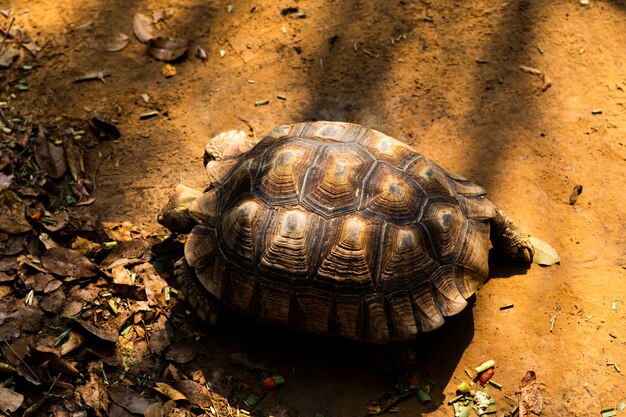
[0,17,15,54]
[225,39,247,64]
[91,150,114,190]
[3,340,40,383]
[0,106,11,129]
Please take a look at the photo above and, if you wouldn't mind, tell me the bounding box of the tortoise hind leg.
[175,258,223,326]
[490,208,535,263]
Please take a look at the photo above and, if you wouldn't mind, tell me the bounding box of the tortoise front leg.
[490,208,535,263]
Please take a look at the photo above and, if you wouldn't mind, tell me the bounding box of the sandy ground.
[2,0,625,415]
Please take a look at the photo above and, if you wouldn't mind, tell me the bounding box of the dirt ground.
[1,0,625,416]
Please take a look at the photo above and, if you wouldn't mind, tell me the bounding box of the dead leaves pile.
[0,210,243,417]
[0,108,243,417]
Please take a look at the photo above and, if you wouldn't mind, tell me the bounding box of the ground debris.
[569,184,583,205]
[147,37,188,61]
[132,13,155,43]
[73,70,111,83]
[519,371,542,417]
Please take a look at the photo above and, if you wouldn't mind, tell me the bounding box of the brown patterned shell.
[186,121,496,343]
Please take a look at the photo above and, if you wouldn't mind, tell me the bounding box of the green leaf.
[529,236,560,266]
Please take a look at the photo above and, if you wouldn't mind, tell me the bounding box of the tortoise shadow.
[487,249,532,279]
[168,291,476,415]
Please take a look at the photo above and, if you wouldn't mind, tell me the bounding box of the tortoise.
[158,121,557,344]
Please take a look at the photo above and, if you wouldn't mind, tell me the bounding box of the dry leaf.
[0,190,31,234]
[153,382,187,402]
[164,342,197,364]
[46,355,81,377]
[0,387,24,413]
[519,371,543,417]
[39,211,69,233]
[0,172,13,191]
[147,37,188,61]
[89,114,121,140]
[0,46,19,68]
[133,13,155,43]
[33,127,67,179]
[109,386,158,414]
[40,288,66,313]
[40,247,99,278]
[175,380,211,409]
[529,236,560,266]
[64,137,84,181]
[77,362,109,417]
[104,31,129,52]
[148,316,173,355]
[21,272,61,292]
[71,319,118,343]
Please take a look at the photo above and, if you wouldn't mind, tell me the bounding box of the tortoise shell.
[185,121,496,343]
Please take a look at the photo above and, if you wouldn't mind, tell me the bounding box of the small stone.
[162,64,176,78]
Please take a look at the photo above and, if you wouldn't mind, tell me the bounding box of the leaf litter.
[0,98,249,417]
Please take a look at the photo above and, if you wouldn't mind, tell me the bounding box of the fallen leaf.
[0,172,13,191]
[102,239,150,267]
[0,46,19,68]
[0,233,27,255]
[40,288,66,313]
[39,211,69,233]
[0,190,32,233]
[0,271,14,282]
[147,37,188,61]
[71,236,102,257]
[109,386,158,414]
[103,31,129,52]
[33,127,67,179]
[175,380,211,408]
[529,236,560,266]
[64,137,84,181]
[164,342,197,364]
[89,113,121,140]
[21,272,61,292]
[148,316,173,355]
[77,361,109,417]
[59,331,85,356]
[0,387,24,413]
[133,13,155,43]
[153,382,187,402]
[143,402,164,417]
[46,354,81,377]
[40,247,99,278]
[519,371,543,417]
[71,319,118,343]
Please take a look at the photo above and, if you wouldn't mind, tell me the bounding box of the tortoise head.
[158,184,203,234]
